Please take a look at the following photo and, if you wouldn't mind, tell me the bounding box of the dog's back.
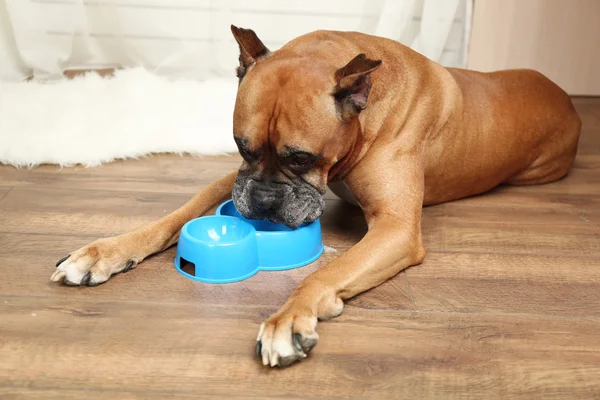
[281,30,581,204]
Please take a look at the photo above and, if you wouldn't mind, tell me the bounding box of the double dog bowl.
[174,200,324,283]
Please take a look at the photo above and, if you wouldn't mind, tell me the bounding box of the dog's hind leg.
[506,114,581,186]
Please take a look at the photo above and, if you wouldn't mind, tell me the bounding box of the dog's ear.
[333,54,382,121]
[231,25,270,82]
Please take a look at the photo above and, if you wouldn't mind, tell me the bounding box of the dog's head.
[230,26,381,228]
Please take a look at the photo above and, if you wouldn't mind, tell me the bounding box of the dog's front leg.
[51,172,237,286]
[256,152,426,367]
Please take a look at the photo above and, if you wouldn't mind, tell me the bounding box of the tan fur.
[52,28,581,367]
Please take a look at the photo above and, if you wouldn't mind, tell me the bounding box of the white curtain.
[1,0,470,82]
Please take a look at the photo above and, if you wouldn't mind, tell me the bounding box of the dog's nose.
[251,186,282,213]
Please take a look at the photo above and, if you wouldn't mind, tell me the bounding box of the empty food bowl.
[174,200,324,283]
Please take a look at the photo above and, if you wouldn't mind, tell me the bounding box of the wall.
[467,0,600,95]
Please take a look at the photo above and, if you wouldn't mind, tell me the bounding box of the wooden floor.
[0,97,599,399]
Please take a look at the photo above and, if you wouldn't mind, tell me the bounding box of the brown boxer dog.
[51,26,581,367]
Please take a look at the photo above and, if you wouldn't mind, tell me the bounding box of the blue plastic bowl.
[174,200,324,283]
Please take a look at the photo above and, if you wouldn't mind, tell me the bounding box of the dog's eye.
[291,154,309,167]
[235,138,259,163]
[239,147,251,160]
[282,151,318,173]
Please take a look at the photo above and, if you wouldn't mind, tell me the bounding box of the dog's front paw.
[256,306,319,368]
[51,237,137,286]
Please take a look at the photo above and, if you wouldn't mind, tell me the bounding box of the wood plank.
[1,185,599,258]
[450,160,600,209]
[0,186,13,202]
[453,183,600,210]
[346,271,415,310]
[575,129,600,155]
[570,97,598,155]
[0,388,296,400]
[421,203,600,256]
[63,68,117,79]
[0,232,412,311]
[0,232,315,306]
[3,155,599,204]
[0,154,241,194]
[0,186,191,236]
[406,251,600,317]
[0,186,365,249]
[0,153,350,202]
[1,296,600,399]
[573,97,600,130]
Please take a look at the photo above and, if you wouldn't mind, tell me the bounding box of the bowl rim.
[181,215,256,246]
[215,199,318,234]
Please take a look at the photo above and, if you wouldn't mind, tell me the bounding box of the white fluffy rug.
[0,68,239,167]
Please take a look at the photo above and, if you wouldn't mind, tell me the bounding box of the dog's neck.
[327,118,367,182]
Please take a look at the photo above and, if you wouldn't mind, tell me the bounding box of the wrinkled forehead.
[232,62,341,154]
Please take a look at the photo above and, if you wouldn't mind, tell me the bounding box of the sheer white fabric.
[1,0,470,81]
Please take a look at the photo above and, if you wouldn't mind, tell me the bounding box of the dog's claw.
[123,260,136,273]
[256,341,262,358]
[80,271,92,286]
[55,254,70,268]
[279,355,300,367]
[293,333,317,353]
[293,333,303,351]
